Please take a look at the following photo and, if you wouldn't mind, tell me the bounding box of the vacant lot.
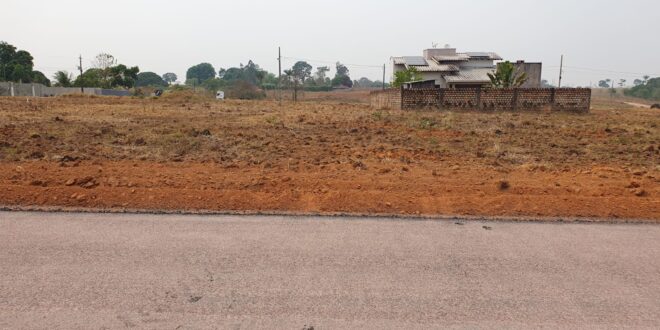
[0,93,658,220]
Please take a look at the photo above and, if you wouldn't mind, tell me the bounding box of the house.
[392,47,542,88]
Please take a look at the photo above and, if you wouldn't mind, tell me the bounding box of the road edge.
[1,204,657,225]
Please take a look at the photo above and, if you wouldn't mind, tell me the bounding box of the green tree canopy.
[392,67,423,87]
[624,77,660,100]
[186,63,216,83]
[31,71,50,86]
[332,62,352,87]
[52,71,73,87]
[0,41,50,84]
[162,72,177,85]
[136,72,167,87]
[488,61,528,88]
[292,61,312,84]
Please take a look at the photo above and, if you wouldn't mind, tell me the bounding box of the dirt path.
[624,102,651,108]
[2,211,660,328]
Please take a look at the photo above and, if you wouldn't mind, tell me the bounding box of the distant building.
[392,47,542,88]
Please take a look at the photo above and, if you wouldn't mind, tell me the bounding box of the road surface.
[1,211,660,329]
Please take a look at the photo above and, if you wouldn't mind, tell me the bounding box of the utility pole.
[558,55,563,88]
[278,47,282,104]
[78,55,84,93]
[382,64,386,90]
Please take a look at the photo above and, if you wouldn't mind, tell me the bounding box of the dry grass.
[0,94,658,173]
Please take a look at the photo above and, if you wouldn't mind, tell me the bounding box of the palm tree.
[52,71,73,87]
[487,61,528,88]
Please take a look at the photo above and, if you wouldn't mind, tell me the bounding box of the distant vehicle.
[216,91,225,100]
[651,104,660,109]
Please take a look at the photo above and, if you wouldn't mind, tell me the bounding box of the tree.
[136,72,167,87]
[108,64,140,88]
[392,67,423,87]
[624,77,660,100]
[92,53,117,85]
[618,79,627,88]
[633,79,643,86]
[32,71,50,87]
[314,66,330,85]
[0,41,55,85]
[643,75,650,84]
[488,61,528,88]
[92,53,116,70]
[186,63,216,84]
[74,68,103,88]
[53,71,73,87]
[598,80,610,88]
[74,64,139,89]
[162,72,177,85]
[332,62,352,87]
[292,61,312,85]
[242,60,266,85]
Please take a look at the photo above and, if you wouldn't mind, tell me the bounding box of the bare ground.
[0,93,658,220]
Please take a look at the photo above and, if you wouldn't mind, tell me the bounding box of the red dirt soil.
[1,161,658,220]
[0,94,658,220]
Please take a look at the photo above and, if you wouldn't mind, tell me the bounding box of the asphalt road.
[1,212,660,329]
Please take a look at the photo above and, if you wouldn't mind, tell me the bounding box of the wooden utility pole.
[558,55,563,88]
[382,64,386,90]
[78,55,84,93]
[278,47,282,104]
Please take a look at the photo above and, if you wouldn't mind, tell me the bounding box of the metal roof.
[443,68,495,83]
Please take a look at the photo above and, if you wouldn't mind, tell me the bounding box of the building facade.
[392,47,542,88]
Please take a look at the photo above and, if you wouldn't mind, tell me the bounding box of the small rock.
[633,189,647,197]
[483,226,493,230]
[65,179,76,186]
[498,180,510,190]
[385,202,392,207]
[626,182,641,189]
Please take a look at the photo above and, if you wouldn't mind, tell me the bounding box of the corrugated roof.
[444,68,494,83]
[415,63,459,72]
[391,57,405,65]
[433,54,470,62]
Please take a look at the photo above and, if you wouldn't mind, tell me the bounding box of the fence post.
[10,82,14,97]
[436,88,442,110]
[476,87,482,110]
[512,88,518,111]
[550,88,556,111]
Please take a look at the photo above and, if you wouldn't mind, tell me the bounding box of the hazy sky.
[3,0,659,87]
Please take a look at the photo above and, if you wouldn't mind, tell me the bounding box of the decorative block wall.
[371,88,591,113]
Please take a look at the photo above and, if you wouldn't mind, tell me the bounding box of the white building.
[392,47,541,88]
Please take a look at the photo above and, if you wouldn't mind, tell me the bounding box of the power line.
[281,56,383,69]
[546,65,658,76]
